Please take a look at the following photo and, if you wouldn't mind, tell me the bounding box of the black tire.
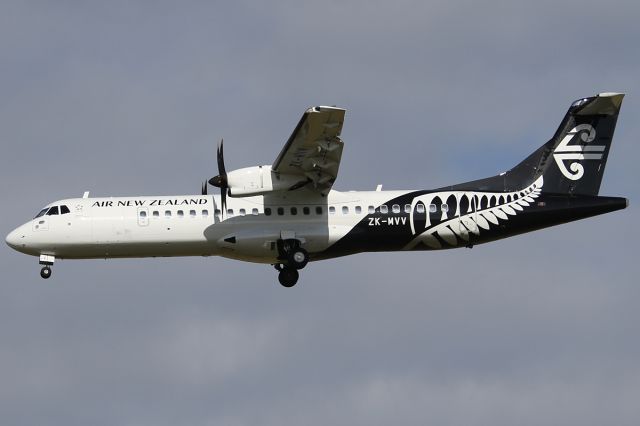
[288,248,309,270]
[40,266,52,279]
[278,267,299,288]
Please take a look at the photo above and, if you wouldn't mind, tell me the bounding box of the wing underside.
[273,106,345,195]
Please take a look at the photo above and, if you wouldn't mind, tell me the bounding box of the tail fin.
[530,92,624,195]
[449,93,624,195]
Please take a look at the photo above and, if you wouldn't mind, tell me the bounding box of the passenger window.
[265,208,272,216]
[291,207,297,215]
[165,210,171,218]
[239,208,246,216]
[227,209,234,217]
[153,211,159,217]
[355,206,362,214]
[47,206,59,216]
[60,205,71,215]
[303,207,310,215]
[316,206,323,215]
[416,204,425,213]
[380,205,388,214]
[202,209,209,217]
[404,204,412,213]
[190,210,196,217]
[177,210,184,217]
[214,209,221,216]
[392,204,400,213]
[252,208,259,215]
[277,207,284,216]
[342,206,349,214]
[441,204,449,212]
[140,210,147,218]
[429,204,437,213]
[329,206,336,215]
[368,206,375,214]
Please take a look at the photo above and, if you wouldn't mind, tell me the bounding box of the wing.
[272,106,345,195]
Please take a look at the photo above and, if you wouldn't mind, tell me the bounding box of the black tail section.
[448,93,624,196]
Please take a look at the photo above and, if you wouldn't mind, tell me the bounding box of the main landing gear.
[274,240,310,288]
[39,254,55,279]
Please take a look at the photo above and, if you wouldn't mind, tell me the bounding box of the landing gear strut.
[274,239,309,287]
[39,254,55,280]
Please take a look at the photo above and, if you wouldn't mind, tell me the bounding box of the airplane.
[5,92,628,287]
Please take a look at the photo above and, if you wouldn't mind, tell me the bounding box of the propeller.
[207,139,228,216]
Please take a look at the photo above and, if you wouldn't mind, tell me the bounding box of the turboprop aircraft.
[6,93,628,287]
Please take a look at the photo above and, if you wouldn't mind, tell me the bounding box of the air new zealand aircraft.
[6,93,628,287]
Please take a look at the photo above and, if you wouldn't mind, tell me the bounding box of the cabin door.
[458,193,478,242]
[137,207,149,226]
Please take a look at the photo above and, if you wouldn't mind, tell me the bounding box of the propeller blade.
[217,138,226,177]
[220,186,227,218]
[208,139,227,188]
[201,181,207,196]
[206,138,228,219]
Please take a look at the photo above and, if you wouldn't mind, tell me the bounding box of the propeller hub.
[209,175,226,188]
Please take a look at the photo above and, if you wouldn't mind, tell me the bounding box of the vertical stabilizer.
[538,92,624,195]
[448,93,624,196]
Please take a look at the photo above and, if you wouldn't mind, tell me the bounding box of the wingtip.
[597,92,625,98]
[308,105,346,113]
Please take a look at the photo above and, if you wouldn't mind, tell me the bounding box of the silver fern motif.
[405,176,544,249]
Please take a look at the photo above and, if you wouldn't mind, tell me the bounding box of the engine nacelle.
[226,165,303,197]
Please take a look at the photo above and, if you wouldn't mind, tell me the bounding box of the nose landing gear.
[40,266,52,279]
[39,254,55,279]
[274,239,309,287]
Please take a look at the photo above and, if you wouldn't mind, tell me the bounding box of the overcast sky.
[1,1,639,425]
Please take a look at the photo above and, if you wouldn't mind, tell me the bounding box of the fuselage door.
[137,207,149,226]
[458,193,478,241]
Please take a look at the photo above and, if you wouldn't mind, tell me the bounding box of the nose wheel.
[38,254,55,280]
[40,266,52,279]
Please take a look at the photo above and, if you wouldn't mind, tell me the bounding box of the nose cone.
[6,227,24,250]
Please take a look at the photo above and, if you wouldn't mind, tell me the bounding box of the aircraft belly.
[55,240,215,259]
[209,223,343,264]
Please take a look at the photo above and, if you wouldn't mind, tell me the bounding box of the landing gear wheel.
[40,266,52,279]
[288,248,309,270]
[278,267,299,288]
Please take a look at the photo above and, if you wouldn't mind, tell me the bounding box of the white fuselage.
[6,189,414,264]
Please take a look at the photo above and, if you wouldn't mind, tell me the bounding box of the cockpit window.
[47,206,59,215]
[34,208,49,218]
[60,205,70,215]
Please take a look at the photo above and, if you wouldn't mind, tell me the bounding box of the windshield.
[34,208,49,218]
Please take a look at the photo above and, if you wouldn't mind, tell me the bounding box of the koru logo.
[553,124,604,180]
